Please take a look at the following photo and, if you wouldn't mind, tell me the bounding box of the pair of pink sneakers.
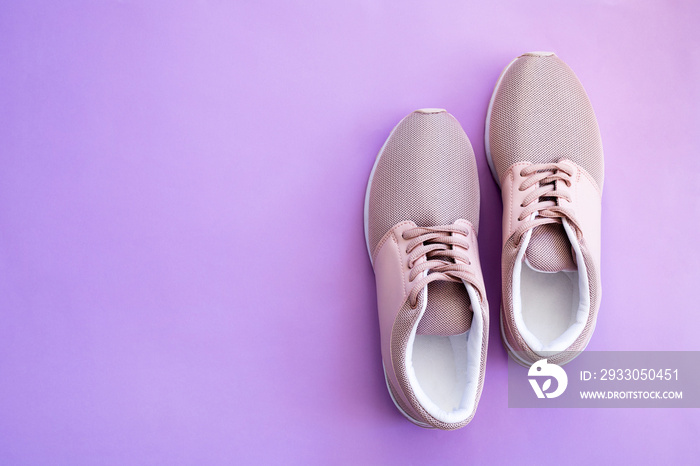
[364,52,604,430]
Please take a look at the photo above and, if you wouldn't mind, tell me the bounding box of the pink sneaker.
[365,109,489,429]
[485,52,604,366]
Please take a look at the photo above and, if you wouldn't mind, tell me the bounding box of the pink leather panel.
[571,162,602,267]
[372,221,417,413]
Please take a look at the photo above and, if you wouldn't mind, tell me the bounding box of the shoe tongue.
[416,281,472,336]
[525,223,577,272]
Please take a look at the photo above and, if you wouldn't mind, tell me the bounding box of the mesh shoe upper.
[488,52,604,190]
[368,110,481,342]
[367,109,488,429]
[368,110,480,255]
[488,52,604,365]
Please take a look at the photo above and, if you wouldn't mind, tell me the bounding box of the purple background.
[1,1,698,464]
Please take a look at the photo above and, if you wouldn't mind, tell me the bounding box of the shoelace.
[401,224,478,308]
[512,162,583,246]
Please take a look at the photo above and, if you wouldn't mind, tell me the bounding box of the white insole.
[521,263,579,345]
[411,332,469,413]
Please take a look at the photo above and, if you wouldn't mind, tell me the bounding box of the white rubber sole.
[363,123,397,261]
[484,52,558,187]
[485,52,593,368]
[487,55,532,368]
[484,56,519,188]
[365,110,446,429]
[499,309,532,368]
[383,362,433,428]
[364,109,446,260]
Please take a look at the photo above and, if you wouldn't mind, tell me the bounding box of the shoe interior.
[404,283,484,424]
[520,261,580,345]
[411,332,470,415]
